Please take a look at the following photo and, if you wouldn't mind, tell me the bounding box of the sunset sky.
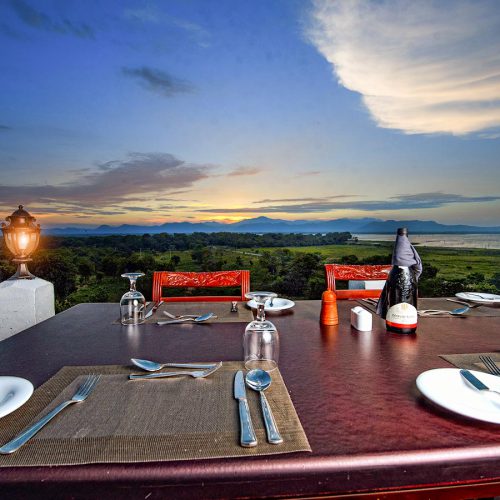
[0,0,499,228]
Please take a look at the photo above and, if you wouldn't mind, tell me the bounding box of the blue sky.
[0,0,499,227]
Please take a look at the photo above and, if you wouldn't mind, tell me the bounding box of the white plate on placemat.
[416,368,500,424]
[247,298,295,312]
[456,292,500,306]
[0,376,34,419]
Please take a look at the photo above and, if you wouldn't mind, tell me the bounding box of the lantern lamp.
[1,205,41,279]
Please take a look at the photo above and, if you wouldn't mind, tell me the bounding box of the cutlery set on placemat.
[139,300,255,325]
[145,301,218,325]
[0,359,285,455]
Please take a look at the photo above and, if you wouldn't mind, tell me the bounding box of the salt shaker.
[320,289,338,326]
[230,301,238,313]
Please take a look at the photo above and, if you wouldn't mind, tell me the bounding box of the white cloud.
[307,0,500,135]
[0,153,212,209]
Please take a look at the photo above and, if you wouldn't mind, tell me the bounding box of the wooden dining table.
[1,299,500,499]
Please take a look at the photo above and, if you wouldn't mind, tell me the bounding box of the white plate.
[456,292,500,306]
[247,298,295,312]
[0,376,34,419]
[416,368,500,424]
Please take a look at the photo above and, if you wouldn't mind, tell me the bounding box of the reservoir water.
[353,233,500,250]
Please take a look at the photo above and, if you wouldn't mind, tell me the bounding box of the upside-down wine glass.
[243,291,279,372]
[120,272,146,325]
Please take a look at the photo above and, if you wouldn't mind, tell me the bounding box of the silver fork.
[0,374,100,454]
[479,355,500,376]
[129,362,222,380]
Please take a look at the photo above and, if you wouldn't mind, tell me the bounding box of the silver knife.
[234,371,257,447]
[460,369,500,396]
[145,301,161,319]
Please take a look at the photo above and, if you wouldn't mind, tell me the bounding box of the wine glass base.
[121,319,145,326]
[244,358,278,372]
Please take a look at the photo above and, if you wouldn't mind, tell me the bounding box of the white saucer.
[247,298,295,312]
[456,292,500,306]
[0,376,34,419]
[416,368,500,424]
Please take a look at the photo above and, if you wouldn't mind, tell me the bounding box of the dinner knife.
[234,371,257,447]
[144,301,161,319]
[460,369,500,396]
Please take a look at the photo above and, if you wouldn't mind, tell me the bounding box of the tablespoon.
[131,358,218,372]
[129,362,222,380]
[157,312,216,325]
[245,369,283,444]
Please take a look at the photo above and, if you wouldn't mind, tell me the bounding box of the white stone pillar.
[0,278,55,341]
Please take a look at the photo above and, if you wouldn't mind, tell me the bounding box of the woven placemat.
[359,298,500,317]
[0,362,310,467]
[440,352,500,372]
[114,301,254,324]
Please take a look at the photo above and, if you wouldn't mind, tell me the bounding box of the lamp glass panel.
[29,232,39,252]
[18,231,29,251]
[4,232,17,255]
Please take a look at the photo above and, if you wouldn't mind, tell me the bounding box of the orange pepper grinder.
[320,289,339,325]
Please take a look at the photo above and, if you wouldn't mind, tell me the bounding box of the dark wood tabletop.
[1,299,500,499]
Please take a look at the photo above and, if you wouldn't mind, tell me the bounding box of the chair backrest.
[152,270,250,302]
[324,264,391,299]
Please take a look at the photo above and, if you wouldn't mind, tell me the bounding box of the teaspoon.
[450,306,470,315]
[131,358,218,372]
[157,312,216,325]
[245,369,283,444]
[129,362,222,380]
[419,306,470,316]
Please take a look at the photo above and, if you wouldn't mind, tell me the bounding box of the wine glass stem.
[129,278,137,292]
[257,303,265,321]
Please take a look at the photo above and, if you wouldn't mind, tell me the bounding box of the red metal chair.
[324,264,391,299]
[152,270,250,302]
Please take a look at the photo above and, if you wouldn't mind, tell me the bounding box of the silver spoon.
[245,369,283,444]
[131,358,218,372]
[450,306,470,315]
[419,306,470,316]
[157,312,215,325]
[129,362,222,380]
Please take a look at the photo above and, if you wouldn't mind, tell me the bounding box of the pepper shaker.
[320,289,338,326]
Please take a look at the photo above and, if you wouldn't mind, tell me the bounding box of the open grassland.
[238,242,500,280]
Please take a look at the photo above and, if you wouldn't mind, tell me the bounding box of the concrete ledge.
[0,278,55,341]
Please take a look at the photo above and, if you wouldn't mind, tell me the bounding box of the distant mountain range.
[43,216,500,236]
